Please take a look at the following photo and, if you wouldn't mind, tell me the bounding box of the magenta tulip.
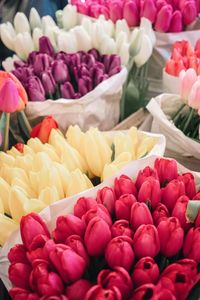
[183,227,200,262]
[8,244,29,264]
[66,279,92,300]
[109,1,123,23]
[115,194,137,220]
[39,36,55,57]
[130,202,153,231]
[123,1,139,27]
[9,288,39,300]
[172,195,192,231]
[40,296,68,300]
[178,173,196,199]
[85,285,121,300]
[155,5,173,32]
[97,187,116,215]
[60,81,76,99]
[135,166,158,189]
[82,204,112,227]
[27,76,45,102]
[52,60,69,83]
[152,203,169,226]
[154,158,178,185]
[9,262,32,289]
[0,79,20,113]
[41,71,56,95]
[111,220,133,238]
[169,10,183,32]
[74,196,97,218]
[33,53,52,76]
[182,0,197,26]
[161,179,185,212]
[138,177,161,209]
[141,0,157,23]
[114,175,137,199]
[65,235,89,266]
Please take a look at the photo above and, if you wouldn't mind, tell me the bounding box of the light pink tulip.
[188,79,200,110]
[179,68,197,103]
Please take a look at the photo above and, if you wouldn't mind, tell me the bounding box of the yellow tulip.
[113,132,133,159]
[101,163,119,182]
[102,132,114,147]
[23,144,35,156]
[27,137,44,152]
[0,214,18,246]
[0,198,4,214]
[0,152,15,167]
[11,177,36,198]
[53,162,70,196]
[66,125,85,156]
[48,129,67,155]
[0,178,11,215]
[2,166,29,185]
[136,136,156,159]
[67,169,93,197]
[83,127,112,177]
[61,143,88,173]
[39,186,60,205]
[32,152,52,172]
[42,144,60,162]
[7,146,22,157]
[15,154,33,173]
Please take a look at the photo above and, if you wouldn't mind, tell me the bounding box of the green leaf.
[0,112,6,151]
[186,200,200,223]
[111,143,115,162]
[17,112,30,139]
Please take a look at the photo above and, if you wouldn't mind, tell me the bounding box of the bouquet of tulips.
[1,157,200,299]
[71,0,200,32]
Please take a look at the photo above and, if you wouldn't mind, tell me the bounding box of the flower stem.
[183,108,194,134]
[3,113,10,152]
[19,110,32,135]
[172,104,185,123]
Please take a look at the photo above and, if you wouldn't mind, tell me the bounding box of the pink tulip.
[9,263,32,289]
[27,235,49,263]
[133,225,160,258]
[97,187,116,215]
[140,0,157,23]
[76,3,89,15]
[130,202,153,231]
[85,285,121,300]
[123,1,139,27]
[0,79,20,113]
[155,5,173,32]
[161,179,185,212]
[152,203,170,226]
[8,244,29,264]
[179,69,197,103]
[66,279,92,300]
[165,59,186,76]
[20,213,50,251]
[132,257,159,288]
[154,158,178,185]
[82,204,112,227]
[53,214,86,243]
[97,267,133,299]
[169,10,183,32]
[183,227,200,262]
[115,194,137,220]
[74,197,97,218]
[105,236,135,271]
[157,217,184,257]
[40,296,68,300]
[188,79,200,110]
[178,172,196,199]
[111,220,133,238]
[135,166,158,189]
[84,216,111,256]
[65,235,89,266]
[114,175,137,199]
[49,244,86,283]
[9,288,40,300]
[138,177,161,209]
[172,195,192,231]
[109,1,123,23]
[182,0,197,26]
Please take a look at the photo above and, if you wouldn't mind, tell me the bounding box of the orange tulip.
[30,116,58,143]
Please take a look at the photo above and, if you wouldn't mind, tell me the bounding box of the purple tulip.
[81,54,96,68]
[109,66,121,77]
[26,76,45,102]
[73,65,90,82]
[78,76,93,96]
[27,51,39,65]
[102,55,121,74]
[12,67,34,83]
[33,53,52,76]
[88,48,101,61]
[66,53,81,68]
[14,60,27,68]
[55,51,68,61]
[52,60,69,83]
[39,36,55,57]
[41,71,56,95]
[60,82,75,99]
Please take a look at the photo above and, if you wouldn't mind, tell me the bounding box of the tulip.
[115,194,137,221]
[53,214,85,243]
[65,169,93,196]
[66,235,89,266]
[27,236,49,263]
[85,285,121,300]
[172,195,192,231]
[155,5,173,32]
[33,53,52,76]
[97,187,116,215]
[74,196,97,218]
[130,202,153,231]
[62,4,78,30]
[133,225,160,258]
[161,179,185,212]
[109,1,123,23]
[183,227,200,262]
[82,204,112,227]
[14,12,30,33]
[40,296,68,300]
[141,0,157,23]
[41,71,56,96]
[188,79,200,110]
[105,236,135,271]
[60,82,76,99]
[57,32,78,53]
[114,175,137,199]
[152,203,170,226]
[12,67,34,84]
[39,36,55,57]
[169,10,183,32]
[157,217,184,257]
[8,244,29,264]
[154,158,178,185]
[134,32,153,67]
[30,116,58,144]
[111,220,133,238]
[138,177,161,209]
[66,279,92,300]
[29,7,42,30]
[182,0,197,26]
[82,53,96,69]
[73,65,90,82]
[9,288,40,300]
[131,284,176,300]
[165,59,186,76]
[9,262,32,289]
[50,244,86,283]
[52,60,69,84]
[132,257,159,288]
[78,76,93,96]
[98,267,133,299]
[0,79,20,113]
[135,166,158,189]
[27,76,45,102]
[14,32,34,60]
[123,1,139,27]
[84,216,111,256]
[179,69,198,104]
[32,27,43,50]
[0,23,15,51]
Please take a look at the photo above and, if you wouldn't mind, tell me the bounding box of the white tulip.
[32,27,43,50]
[115,19,130,40]
[6,22,16,37]
[140,17,156,47]
[2,55,20,72]
[129,28,143,57]
[91,23,106,49]
[29,7,42,30]
[23,32,35,58]
[42,16,57,31]
[43,26,58,49]
[56,10,63,28]
[100,35,117,55]
[62,4,78,30]
[81,18,93,36]
[14,33,27,60]
[134,32,153,67]
[57,32,78,53]
[14,12,30,33]
[116,31,128,52]
[0,24,15,50]
[119,42,130,66]
[71,26,92,52]
[97,18,114,37]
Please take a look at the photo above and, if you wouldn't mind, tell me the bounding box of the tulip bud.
[85,285,121,300]
[123,1,139,27]
[179,69,198,104]
[66,235,89,266]
[105,236,135,271]
[52,60,69,83]
[172,195,192,231]
[97,187,116,215]
[114,175,137,199]
[0,214,18,246]
[132,257,159,288]
[78,76,93,96]
[85,216,111,256]
[154,158,178,185]
[82,204,112,227]
[60,81,76,99]
[33,53,52,76]
[109,1,123,23]
[30,116,58,144]
[141,0,157,23]
[162,179,185,212]
[115,194,137,221]
[39,36,55,57]
[0,79,20,113]
[9,262,32,289]
[135,166,158,189]
[130,202,153,231]
[74,197,97,218]
[183,227,200,262]
[138,177,161,209]
[188,79,200,110]
[152,203,169,226]
[169,10,183,32]
[66,279,92,300]
[133,225,160,258]
[111,220,133,238]
[8,244,29,264]
[14,12,30,33]
[41,71,56,96]
[27,76,45,102]
[9,288,39,300]
[182,0,197,26]
[29,7,42,30]
[155,5,173,32]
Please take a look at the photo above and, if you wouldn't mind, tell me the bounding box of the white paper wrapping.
[162,69,180,94]
[146,94,200,159]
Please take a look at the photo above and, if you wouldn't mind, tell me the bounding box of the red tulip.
[66,279,92,300]
[74,197,97,218]
[65,235,89,266]
[30,116,58,144]
[157,217,184,257]
[161,179,185,212]
[115,194,137,220]
[114,175,137,199]
[130,202,153,231]
[165,58,186,76]
[20,213,50,251]
[111,220,133,238]
[84,216,111,256]
[155,5,173,32]
[8,244,29,264]
[193,192,200,200]
[82,204,112,227]
[133,225,160,259]
[132,257,159,288]
[49,244,86,283]
[97,187,116,215]
[195,210,200,227]
[177,173,196,199]
[169,10,183,32]
[140,0,157,23]
[43,239,56,260]
[172,195,192,231]
[8,263,32,289]
[183,227,200,262]
[154,158,178,185]
[138,177,161,209]
[9,288,39,300]
[123,1,139,27]
[14,143,24,153]
[130,284,155,300]
[85,285,121,300]
[152,203,170,226]
[97,267,133,299]
[105,235,135,271]
[26,235,49,263]
[52,214,86,243]
[135,166,158,189]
